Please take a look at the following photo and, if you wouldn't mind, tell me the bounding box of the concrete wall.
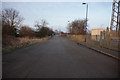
[72,35,85,42]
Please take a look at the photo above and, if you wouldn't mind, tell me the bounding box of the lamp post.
[82,3,88,34]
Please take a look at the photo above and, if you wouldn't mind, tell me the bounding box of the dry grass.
[2,35,49,54]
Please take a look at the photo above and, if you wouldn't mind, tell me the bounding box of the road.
[2,36,119,78]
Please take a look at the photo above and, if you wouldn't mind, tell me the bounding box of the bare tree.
[67,19,87,35]
[67,23,72,33]
[119,17,120,31]
[34,21,42,31]
[0,13,2,25]
[0,13,2,32]
[41,19,48,27]
[2,8,24,29]
[34,19,54,37]
[34,19,48,31]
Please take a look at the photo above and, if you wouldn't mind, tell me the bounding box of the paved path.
[2,36,119,78]
[76,41,119,60]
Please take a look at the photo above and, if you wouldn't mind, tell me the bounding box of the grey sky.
[2,2,113,32]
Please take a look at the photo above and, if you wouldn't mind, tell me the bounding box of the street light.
[82,3,88,34]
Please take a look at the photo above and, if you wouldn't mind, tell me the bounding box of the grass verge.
[2,35,50,54]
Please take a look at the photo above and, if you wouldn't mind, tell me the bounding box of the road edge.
[77,42,120,60]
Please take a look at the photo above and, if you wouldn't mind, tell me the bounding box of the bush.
[36,27,54,37]
[2,25,16,36]
[2,35,19,48]
[19,26,35,38]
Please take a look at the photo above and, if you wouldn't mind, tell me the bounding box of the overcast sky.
[2,2,113,32]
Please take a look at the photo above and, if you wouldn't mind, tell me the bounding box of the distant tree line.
[34,19,54,37]
[67,19,87,35]
[2,8,54,38]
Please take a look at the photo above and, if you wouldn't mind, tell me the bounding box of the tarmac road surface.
[2,36,119,78]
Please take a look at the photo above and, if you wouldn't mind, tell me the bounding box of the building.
[91,28,106,41]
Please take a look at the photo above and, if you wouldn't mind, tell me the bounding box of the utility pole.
[110,0,120,31]
[82,3,88,34]
[118,0,120,31]
[82,3,88,42]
